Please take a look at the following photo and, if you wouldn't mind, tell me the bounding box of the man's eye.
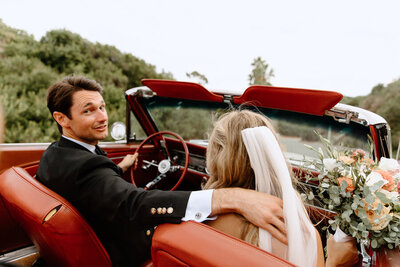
[83,110,91,114]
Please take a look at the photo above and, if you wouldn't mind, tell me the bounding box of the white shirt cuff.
[182,189,215,222]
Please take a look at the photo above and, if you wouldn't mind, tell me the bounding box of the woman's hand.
[326,235,359,267]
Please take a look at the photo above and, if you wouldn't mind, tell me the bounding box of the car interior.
[0,80,385,266]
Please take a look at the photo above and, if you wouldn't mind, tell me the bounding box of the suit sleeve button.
[162,207,167,214]
[146,230,151,236]
[150,208,156,214]
[157,207,162,214]
[167,207,173,214]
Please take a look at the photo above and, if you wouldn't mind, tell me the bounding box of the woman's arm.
[316,229,325,267]
[325,235,359,267]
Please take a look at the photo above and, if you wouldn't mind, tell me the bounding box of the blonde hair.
[204,109,300,246]
[205,109,281,190]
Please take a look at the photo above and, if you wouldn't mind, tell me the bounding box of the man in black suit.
[36,76,287,266]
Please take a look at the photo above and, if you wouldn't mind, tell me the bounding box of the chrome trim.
[125,86,154,97]
[223,95,234,104]
[334,103,387,125]
[325,109,365,125]
[0,142,50,147]
[0,245,38,263]
[360,241,372,266]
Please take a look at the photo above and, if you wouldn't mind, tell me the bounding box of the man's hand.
[118,153,138,173]
[326,235,359,267]
[211,188,287,244]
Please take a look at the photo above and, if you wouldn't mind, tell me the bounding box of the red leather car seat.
[151,221,296,267]
[0,167,112,267]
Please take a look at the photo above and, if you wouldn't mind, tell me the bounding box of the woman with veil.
[204,109,358,267]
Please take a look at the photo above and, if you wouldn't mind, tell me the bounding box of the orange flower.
[356,198,391,231]
[338,155,355,165]
[375,169,396,191]
[338,177,355,193]
[362,158,375,166]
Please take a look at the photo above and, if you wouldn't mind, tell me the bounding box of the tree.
[248,57,274,86]
[0,21,175,143]
[341,79,400,153]
[186,71,208,85]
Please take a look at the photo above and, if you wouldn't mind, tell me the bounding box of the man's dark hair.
[47,76,103,133]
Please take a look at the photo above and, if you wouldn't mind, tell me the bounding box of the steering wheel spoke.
[141,159,159,170]
[144,173,165,190]
[130,131,189,191]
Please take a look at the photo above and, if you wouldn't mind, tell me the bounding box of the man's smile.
[94,124,108,131]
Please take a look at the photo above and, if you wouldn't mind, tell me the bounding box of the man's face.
[61,90,108,145]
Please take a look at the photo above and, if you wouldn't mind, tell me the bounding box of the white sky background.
[1,0,400,97]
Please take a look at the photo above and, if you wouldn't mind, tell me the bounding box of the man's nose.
[97,109,108,122]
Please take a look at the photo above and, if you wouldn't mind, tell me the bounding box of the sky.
[1,0,400,97]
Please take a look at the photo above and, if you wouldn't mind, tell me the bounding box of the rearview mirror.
[110,122,126,141]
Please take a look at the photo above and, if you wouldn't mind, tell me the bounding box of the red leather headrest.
[151,221,295,267]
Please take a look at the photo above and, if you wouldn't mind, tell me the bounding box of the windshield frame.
[129,92,375,165]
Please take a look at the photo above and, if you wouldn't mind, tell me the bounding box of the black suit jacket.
[36,137,191,266]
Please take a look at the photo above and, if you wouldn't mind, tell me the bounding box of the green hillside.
[0,19,399,154]
[341,80,400,153]
[0,19,172,143]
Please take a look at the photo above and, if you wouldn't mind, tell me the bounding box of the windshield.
[140,96,371,164]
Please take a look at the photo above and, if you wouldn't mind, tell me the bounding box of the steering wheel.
[130,131,189,191]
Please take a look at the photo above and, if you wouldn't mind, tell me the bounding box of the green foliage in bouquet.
[302,132,400,249]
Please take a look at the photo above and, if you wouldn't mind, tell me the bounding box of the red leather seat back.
[151,221,296,267]
[0,167,112,267]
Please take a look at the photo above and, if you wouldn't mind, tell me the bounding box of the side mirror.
[110,122,126,141]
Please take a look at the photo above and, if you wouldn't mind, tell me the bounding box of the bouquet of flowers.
[303,134,400,250]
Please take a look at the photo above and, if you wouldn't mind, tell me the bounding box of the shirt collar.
[62,135,96,154]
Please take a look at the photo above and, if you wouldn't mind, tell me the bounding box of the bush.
[0,21,172,143]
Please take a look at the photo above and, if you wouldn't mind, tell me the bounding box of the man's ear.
[53,111,70,128]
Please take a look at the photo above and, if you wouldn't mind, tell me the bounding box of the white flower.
[380,189,399,202]
[379,157,400,172]
[323,158,338,172]
[366,171,388,189]
[333,227,354,242]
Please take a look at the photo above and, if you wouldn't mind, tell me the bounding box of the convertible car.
[0,79,392,266]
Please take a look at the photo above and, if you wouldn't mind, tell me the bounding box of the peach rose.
[338,155,355,165]
[337,177,355,193]
[357,198,391,231]
[375,169,396,191]
[362,158,375,166]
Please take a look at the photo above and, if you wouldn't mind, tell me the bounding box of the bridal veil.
[241,126,317,267]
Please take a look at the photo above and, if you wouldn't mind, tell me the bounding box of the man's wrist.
[211,188,243,216]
